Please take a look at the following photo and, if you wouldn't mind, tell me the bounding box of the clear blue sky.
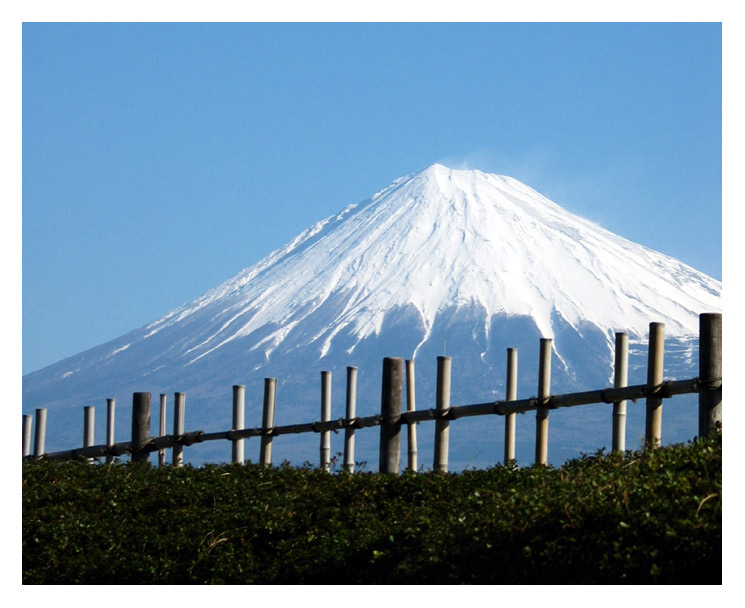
[21,21,722,375]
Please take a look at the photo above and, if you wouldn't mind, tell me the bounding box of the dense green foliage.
[23,433,721,584]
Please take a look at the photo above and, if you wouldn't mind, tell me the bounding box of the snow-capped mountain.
[23,164,721,468]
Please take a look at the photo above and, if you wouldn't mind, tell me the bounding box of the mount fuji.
[23,164,721,469]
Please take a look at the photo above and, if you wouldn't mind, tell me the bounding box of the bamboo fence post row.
[22,314,722,472]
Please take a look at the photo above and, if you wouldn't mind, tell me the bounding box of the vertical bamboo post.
[379,357,403,474]
[33,408,47,458]
[405,359,418,472]
[158,394,167,467]
[260,378,277,467]
[645,323,665,450]
[106,398,116,464]
[504,348,517,465]
[84,406,95,463]
[172,392,185,467]
[433,356,452,473]
[699,313,722,437]
[535,338,552,466]
[343,366,357,473]
[320,371,332,472]
[232,385,246,464]
[612,333,629,453]
[131,392,151,463]
[22,414,32,458]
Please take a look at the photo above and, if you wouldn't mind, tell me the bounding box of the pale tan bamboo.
[106,398,116,464]
[22,415,32,457]
[159,394,167,467]
[379,357,403,474]
[535,339,552,465]
[232,385,245,464]
[260,379,276,466]
[612,333,629,453]
[504,348,517,464]
[33,408,47,458]
[320,371,332,472]
[84,405,95,463]
[172,392,185,467]
[645,323,665,449]
[343,367,357,473]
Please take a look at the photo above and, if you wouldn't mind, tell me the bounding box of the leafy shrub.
[22,433,721,584]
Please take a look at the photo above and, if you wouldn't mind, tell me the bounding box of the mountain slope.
[23,164,721,467]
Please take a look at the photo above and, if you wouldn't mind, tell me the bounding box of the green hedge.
[23,433,721,584]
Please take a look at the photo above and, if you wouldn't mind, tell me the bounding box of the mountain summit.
[23,164,721,466]
[143,163,718,359]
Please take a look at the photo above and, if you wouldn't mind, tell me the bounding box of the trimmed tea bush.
[23,433,721,584]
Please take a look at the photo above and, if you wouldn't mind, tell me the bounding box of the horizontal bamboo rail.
[23,313,722,472]
[28,376,717,464]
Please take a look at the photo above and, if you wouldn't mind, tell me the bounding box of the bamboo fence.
[22,313,722,473]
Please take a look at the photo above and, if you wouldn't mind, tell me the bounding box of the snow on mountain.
[140,163,717,363]
[23,164,721,468]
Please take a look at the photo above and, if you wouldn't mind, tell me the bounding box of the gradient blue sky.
[21,21,723,375]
